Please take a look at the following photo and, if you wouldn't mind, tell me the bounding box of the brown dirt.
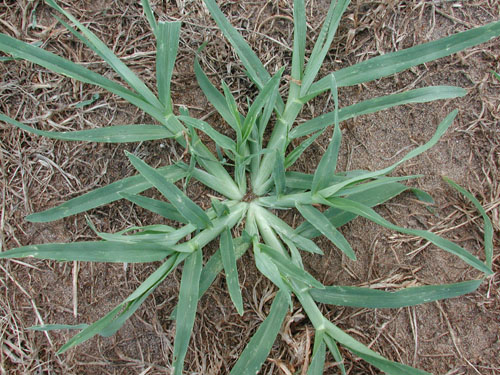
[1,1,499,374]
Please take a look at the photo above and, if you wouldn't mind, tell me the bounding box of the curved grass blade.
[285,131,321,169]
[172,249,202,375]
[260,244,323,289]
[1,114,172,142]
[444,177,493,268]
[0,34,164,121]
[311,74,340,193]
[179,115,237,152]
[119,193,187,223]
[229,290,288,375]
[300,0,349,96]
[308,20,500,97]
[254,243,292,296]
[46,0,162,109]
[220,227,244,315]
[141,0,158,37]
[290,86,467,139]
[328,197,493,275]
[157,21,181,112]
[324,336,346,375]
[311,279,481,308]
[195,46,237,129]
[319,110,457,198]
[126,152,211,229]
[202,0,284,112]
[296,203,355,260]
[26,164,185,223]
[296,182,408,238]
[0,241,172,263]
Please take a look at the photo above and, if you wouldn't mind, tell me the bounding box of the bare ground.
[0,1,499,374]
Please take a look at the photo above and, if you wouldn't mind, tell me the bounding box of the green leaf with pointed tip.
[311,279,482,308]
[319,110,458,198]
[126,152,211,229]
[290,86,467,139]
[230,290,288,375]
[0,241,172,263]
[0,33,163,121]
[172,249,202,375]
[324,336,346,375]
[46,0,162,109]
[254,243,292,295]
[141,0,158,37]
[156,21,181,112]
[493,70,500,82]
[260,244,323,289]
[179,115,237,152]
[308,20,500,97]
[300,0,349,96]
[307,335,326,375]
[119,192,187,223]
[1,113,172,142]
[26,164,185,223]
[220,227,244,315]
[296,203,355,260]
[444,177,493,268]
[285,131,322,169]
[311,74,341,193]
[222,81,243,136]
[327,197,492,275]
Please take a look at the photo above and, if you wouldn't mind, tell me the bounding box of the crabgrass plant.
[0,0,497,373]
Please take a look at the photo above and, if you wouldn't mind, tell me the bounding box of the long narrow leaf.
[290,86,467,139]
[311,280,481,308]
[230,290,289,375]
[156,21,181,112]
[444,177,493,268]
[0,241,172,263]
[308,20,500,97]
[119,193,187,223]
[220,227,244,315]
[126,152,211,229]
[296,203,355,260]
[141,0,158,37]
[172,249,202,375]
[1,114,172,142]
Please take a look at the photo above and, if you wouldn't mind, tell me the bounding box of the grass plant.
[0,1,498,373]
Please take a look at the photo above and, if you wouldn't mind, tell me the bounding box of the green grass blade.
[28,324,89,331]
[273,150,286,196]
[336,175,422,197]
[254,243,292,294]
[493,70,500,82]
[195,47,238,129]
[311,280,481,308]
[291,0,306,83]
[1,114,172,142]
[46,0,162,109]
[172,249,202,375]
[26,164,185,223]
[230,290,289,375]
[307,335,326,375]
[323,336,346,375]
[260,244,323,289]
[220,227,244,315]
[141,0,158,37]
[285,132,321,169]
[311,74,341,193]
[444,177,493,268]
[0,241,172,263]
[119,193,187,223]
[300,0,349,96]
[126,152,211,229]
[242,68,284,143]
[319,110,457,197]
[296,203,355,260]
[308,20,500,97]
[157,21,181,112]
[296,182,408,238]
[179,115,237,152]
[202,0,285,112]
[328,197,493,275]
[0,33,164,121]
[258,208,323,255]
[290,86,467,139]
